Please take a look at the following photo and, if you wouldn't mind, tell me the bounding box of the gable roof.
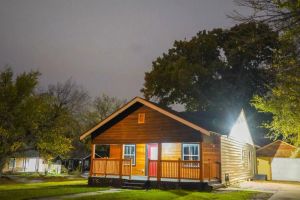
[257,140,300,158]
[177,110,240,135]
[80,97,210,140]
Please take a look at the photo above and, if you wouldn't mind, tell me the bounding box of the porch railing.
[148,159,221,181]
[91,158,220,181]
[91,158,132,178]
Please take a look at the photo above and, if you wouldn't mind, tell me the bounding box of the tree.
[252,35,300,146]
[47,79,90,136]
[231,0,300,33]
[0,68,39,173]
[231,0,300,146]
[142,22,278,112]
[0,69,93,174]
[75,94,126,158]
[141,22,279,143]
[84,94,126,129]
[0,68,72,174]
[46,79,91,158]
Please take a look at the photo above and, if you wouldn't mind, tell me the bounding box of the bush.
[69,167,82,176]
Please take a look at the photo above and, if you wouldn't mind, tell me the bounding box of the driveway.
[238,181,300,200]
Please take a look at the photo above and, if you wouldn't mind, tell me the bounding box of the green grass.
[0,177,262,200]
[0,180,105,200]
[70,190,258,200]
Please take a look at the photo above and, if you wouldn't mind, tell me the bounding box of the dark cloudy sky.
[0,0,248,100]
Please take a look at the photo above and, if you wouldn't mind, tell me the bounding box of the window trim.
[123,144,136,166]
[182,143,200,167]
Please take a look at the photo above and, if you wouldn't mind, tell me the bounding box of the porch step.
[122,181,146,190]
[208,183,224,190]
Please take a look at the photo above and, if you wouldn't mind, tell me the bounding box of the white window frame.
[123,144,136,165]
[182,143,200,167]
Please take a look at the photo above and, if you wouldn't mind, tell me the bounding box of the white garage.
[271,158,300,182]
[257,140,300,182]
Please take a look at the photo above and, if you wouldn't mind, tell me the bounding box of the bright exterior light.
[229,110,254,145]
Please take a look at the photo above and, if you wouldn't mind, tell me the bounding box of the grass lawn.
[0,176,265,200]
[0,179,106,200]
[70,190,259,200]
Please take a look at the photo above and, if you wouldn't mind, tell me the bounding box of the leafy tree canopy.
[142,22,279,112]
[231,0,300,146]
[0,68,89,173]
[142,22,279,144]
[252,32,300,146]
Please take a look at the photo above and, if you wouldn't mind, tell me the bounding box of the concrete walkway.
[231,181,300,200]
[36,188,123,200]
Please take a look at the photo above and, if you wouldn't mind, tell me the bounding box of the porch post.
[129,158,132,180]
[178,158,181,182]
[90,143,95,176]
[119,144,123,179]
[208,159,211,182]
[147,159,151,180]
[200,139,204,181]
[157,143,162,182]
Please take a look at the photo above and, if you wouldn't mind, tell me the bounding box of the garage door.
[271,158,300,181]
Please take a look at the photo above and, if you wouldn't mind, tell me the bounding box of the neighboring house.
[257,140,300,182]
[80,97,256,188]
[82,154,102,173]
[57,154,101,173]
[3,150,62,174]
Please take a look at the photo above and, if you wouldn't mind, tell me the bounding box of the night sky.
[0,0,249,99]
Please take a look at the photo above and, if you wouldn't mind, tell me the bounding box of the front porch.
[89,142,221,183]
[88,173,221,190]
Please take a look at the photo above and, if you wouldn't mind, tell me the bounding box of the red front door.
[147,143,158,176]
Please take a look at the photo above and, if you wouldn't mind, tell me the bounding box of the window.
[248,151,252,170]
[182,144,200,167]
[241,149,249,168]
[138,113,145,124]
[68,160,74,169]
[241,149,246,160]
[123,144,136,165]
[8,158,16,170]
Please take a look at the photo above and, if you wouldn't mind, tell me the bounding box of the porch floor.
[91,175,220,183]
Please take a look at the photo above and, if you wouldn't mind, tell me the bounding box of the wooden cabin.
[80,97,256,188]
